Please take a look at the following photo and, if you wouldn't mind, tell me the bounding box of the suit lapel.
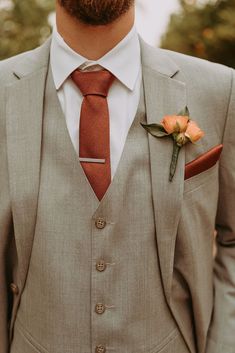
[140,38,187,302]
[6,39,51,289]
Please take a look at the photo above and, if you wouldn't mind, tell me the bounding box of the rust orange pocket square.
[185,144,223,180]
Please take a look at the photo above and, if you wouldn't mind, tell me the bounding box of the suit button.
[95,303,106,314]
[95,345,106,353]
[10,283,19,295]
[96,260,107,272]
[95,218,106,229]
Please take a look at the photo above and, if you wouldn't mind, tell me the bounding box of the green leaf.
[141,122,165,131]
[178,106,190,117]
[140,123,169,138]
[153,131,170,137]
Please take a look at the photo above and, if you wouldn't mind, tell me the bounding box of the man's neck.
[56,3,135,60]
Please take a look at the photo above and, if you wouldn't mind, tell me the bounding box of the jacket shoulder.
[159,49,234,111]
[160,48,233,86]
[0,50,33,84]
[0,38,51,85]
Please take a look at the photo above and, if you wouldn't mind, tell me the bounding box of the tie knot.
[71,69,115,97]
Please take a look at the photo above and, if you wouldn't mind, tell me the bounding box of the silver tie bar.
[79,158,106,164]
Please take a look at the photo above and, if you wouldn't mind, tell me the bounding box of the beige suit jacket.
[0,37,234,353]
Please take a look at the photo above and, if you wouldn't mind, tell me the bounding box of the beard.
[58,0,134,25]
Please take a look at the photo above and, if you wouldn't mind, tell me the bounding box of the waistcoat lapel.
[6,39,50,290]
[140,38,187,303]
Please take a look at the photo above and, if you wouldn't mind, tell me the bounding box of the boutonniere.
[141,107,204,181]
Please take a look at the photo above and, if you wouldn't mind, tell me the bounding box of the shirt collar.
[50,24,141,91]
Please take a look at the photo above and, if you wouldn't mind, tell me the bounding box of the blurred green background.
[161,0,235,68]
[0,0,234,68]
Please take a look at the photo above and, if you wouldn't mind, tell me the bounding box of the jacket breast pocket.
[183,162,219,195]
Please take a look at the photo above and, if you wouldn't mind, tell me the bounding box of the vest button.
[95,303,106,314]
[10,283,19,295]
[95,345,106,353]
[95,218,106,229]
[96,260,107,272]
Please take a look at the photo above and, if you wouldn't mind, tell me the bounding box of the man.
[0,1,234,352]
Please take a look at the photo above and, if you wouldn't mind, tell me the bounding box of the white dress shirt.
[50,25,142,178]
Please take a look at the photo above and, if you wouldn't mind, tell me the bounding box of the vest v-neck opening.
[49,66,146,206]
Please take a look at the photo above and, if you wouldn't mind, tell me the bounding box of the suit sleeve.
[0,88,13,353]
[206,69,235,353]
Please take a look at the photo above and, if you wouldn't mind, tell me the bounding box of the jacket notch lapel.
[6,65,48,289]
[142,65,187,302]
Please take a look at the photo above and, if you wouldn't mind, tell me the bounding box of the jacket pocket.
[152,329,190,353]
[10,319,48,353]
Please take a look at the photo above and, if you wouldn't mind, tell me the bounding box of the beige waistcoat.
[10,68,189,353]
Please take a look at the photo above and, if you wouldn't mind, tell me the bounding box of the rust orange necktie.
[71,69,115,201]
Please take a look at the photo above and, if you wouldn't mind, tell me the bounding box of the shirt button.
[95,345,106,353]
[96,260,107,272]
[95,303,106,314]
[95,218,106,229]
[10,283,19,295]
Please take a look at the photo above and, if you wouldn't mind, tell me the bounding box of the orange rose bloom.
[161,115,189,134]
[185,120,204,143]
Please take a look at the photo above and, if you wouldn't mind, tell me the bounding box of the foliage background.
[161,0,235,68]
[0,0,234,68]
[0,0,53,59]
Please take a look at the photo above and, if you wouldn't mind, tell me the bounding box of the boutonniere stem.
[141,107,204,181]
[170,144,181,182]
